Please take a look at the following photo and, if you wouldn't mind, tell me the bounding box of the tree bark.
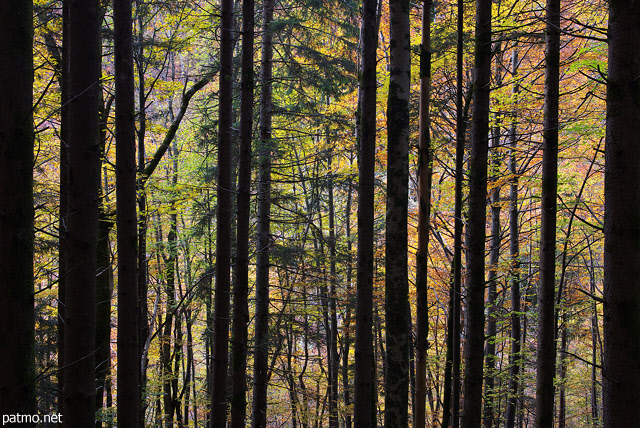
[0,0,36,417]
[536,0,560,425]
[211,0,234,421]
[603,0,640,426]
[462,0,492,425]
[58,1,70,413]
[250,0,273,426]
[504,47,521,428]
[384,0,411,422]
[443,0,465,424]
[353,0,378,423]
[230,0,254,423]
[63,0,102,423]
[482,124,502,428]
[414,1,432,427]
[114,0,140,424]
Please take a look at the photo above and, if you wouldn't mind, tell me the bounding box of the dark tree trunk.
[504,48,521,428]
[95,208,113,427]
[343,169,354,428]
[250,0,273,426]
[114,0,140,424]
[603,0,640,426]
[443,0,465,424]
[211,0,234,421]
[557,321,567,428]
[384,0,411,422]
[230,0,254,423]
[135,6,150,421]
[353,0,378,423]
[64,0,102,423]
[536,0,560,426]
[0,0,36,417]
[483,124,502,428]
[327,153,340,428]
[58,1,70,413]
[462,0,492,425]
[414,2,432,427]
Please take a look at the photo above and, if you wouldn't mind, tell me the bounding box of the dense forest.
[1,0,639,426]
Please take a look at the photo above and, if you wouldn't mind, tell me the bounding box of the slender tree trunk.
[443,0,465,424]
[0,0,36,417]
[230,0,254,423]
[603,0,640,426]
[384,0,411,422]
[461,0,492,424]
[211,0,234,421]
[588,245,600,427]
[96,208,114,427]
[414,2,432,427]
[343,169,354,428]
[483,126,502,428]
[536,0,560,426]
[353,0,378,422]
[251,0,273,425]
[58,1,70,413]
[328,153,340,428]
[557,321,567,428]
[115,0,140,424]
[504,48,521,428]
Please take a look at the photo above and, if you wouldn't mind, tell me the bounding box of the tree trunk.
[96,207,114,427]
[353,0,378,423]
[63,0,102,423]
[384,0,411,422]
[536,0,560,425]
[211,0,234,422]
[135,4,149,423]
[483,124,502,428]
[328,153,340,428]
[114,0,140,424]
[603,0,640,426]
[343,168,354,428]
[57,1,70,414]
[504,47,521,428]
[0,0,36,417]
[414,1,432,427]
[251,0,273,425]
[230,0,254,423]
[443,0,465,424]
[461,0,491,424]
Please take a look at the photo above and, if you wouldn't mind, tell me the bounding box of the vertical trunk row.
[211,0,234,421]
[461,0,491,424]
[0,0,36,417]
[603,0,640,426]
[114,0,140,424]
[353,0,378,421]
[535,0,560,425]
[414,1,432,427]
